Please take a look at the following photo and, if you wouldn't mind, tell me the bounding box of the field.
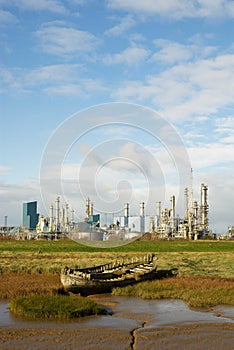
[0,239,233,307]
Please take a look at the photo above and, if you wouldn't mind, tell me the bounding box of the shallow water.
[1,297,234,350]
[1,297,233,328]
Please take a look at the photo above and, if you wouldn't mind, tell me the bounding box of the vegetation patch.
[9,295,107,319]
[0,273,62,300]
[0,239,233,253]
[112,276,234,308]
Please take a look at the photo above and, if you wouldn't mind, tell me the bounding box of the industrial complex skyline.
[0,1,234,233]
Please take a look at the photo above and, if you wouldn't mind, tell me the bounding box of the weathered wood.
[61,254,158,295]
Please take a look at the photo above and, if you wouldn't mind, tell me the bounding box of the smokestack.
[140,202,145,217]
[140,202,145,235]
[156,201,161,226]
[200,184,209,232]
[86,198,90,219]
[90,202,93,216]
[55,196,60,232]
[49,203,53,231]
[184,188,189,220]
[65,203,69,226]
[124,203,129,227]
[71,208,74,223]
[170,195,176,233]
[170,195,175,219]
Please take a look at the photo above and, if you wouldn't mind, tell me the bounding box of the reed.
[0,251,233,278]
[1,239,233,308]
[0,273,62,300]
[9,295,107,319]
[112,276,234,308]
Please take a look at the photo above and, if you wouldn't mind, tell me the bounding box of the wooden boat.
[61,253,158,295]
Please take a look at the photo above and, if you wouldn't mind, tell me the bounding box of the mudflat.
[1,297,233,350]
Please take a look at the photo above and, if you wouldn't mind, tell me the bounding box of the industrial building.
[22,201,39,230]
[35,169,210,240]
[36,196,74,237]
[155,182,209,239]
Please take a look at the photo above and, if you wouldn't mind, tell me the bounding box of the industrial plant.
[30,169,211,241]
[3,168,233,240]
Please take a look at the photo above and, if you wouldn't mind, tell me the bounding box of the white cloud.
[151,39,217,65]
[44,79,106,96]
[107,0,234,19]
[0,166,11,175]
[0,179,40,226]
[35,22,99,57]
[0,9,18,25]
[214,116,234,144]
[0,64,106,96]
[2,0,67,14]
[188,143,234,169]
[25,64,82,85]
[215,116,234,133]
[105,15,135,36]
[103,45,150,65]
[112,52,234,122]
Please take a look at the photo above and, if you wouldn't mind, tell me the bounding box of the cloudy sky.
[0,0,233,232]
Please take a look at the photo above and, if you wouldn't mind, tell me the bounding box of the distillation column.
[200,184,209,234]
[55,196,60,232]
[140,202,145,235]
[170,195,176,235]
[90,202,94,216]
[71,208,74,223]
[184,188,189,222]
[49,204,54,232]
[64,202,69,231]
[124,203,129,227]
[193,200,198,240]
[86,198,91,220]
[156,201,161,227]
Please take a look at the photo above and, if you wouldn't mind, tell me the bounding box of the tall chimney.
[124,203,129,227]
[140,202,145,235]
[55,196,60,232]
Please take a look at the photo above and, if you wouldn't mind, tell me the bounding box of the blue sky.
[0,0,234,232]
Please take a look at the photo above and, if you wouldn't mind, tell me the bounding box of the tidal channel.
[0,296,234,349]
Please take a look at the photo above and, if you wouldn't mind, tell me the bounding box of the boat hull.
[61,254,160,295]
[61,269,158,295]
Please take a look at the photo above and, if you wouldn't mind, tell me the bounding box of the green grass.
[1,238,233,308]
[0,238,233,253]
[9,295,107,319]
[112,276,234,308]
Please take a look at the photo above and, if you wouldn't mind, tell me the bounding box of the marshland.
[0,239,233,308]
[0,238,233,350]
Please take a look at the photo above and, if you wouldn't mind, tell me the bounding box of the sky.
[0,0,234,233]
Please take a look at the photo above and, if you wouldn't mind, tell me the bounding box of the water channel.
[0,296,234,349]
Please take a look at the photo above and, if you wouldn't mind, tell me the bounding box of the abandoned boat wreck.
[61,253,158,295]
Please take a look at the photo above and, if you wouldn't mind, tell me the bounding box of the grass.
[0,238,233,253]
[0,238,233,309]
[9,295,107,319]
[0,273,62,300]
[112,276,234,308]
[0,251,233,277]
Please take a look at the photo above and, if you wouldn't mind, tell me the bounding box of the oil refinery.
[33,169,211,241]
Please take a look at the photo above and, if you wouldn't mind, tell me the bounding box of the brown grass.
[0,273,63,300]
[112,275,234,307]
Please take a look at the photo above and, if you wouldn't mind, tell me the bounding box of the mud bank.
[0,297,234,350]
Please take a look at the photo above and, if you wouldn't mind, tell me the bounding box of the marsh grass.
[0,239,233,308]
[9,295,107,319]
[112,276,234,308]
[0,273,63,300]
[0,251,233,278]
